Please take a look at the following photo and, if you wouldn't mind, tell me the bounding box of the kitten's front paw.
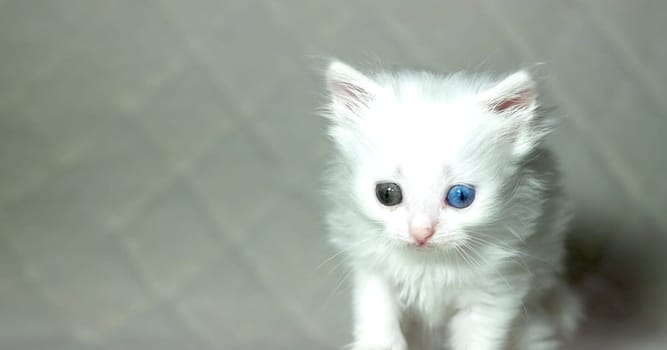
[350,337,407,350]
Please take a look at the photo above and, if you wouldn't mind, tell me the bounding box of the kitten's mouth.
[415,241,430,248]
[410,240,436,249]
[405,237,451,250]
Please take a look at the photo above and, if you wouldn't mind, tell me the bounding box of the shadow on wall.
[567,211,667,342]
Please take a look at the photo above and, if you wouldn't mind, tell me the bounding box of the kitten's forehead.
[339,70,515,184]
[364,89,489,161]
[375,70,493,98]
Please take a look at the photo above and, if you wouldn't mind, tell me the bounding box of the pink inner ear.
[332,81,370,110]
[334,81,368,98]
[492,90,534,113]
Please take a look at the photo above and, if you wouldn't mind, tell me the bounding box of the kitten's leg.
[350,270,407,350]
[448,296,524,350]
[512,283,582,350]
[512,315,559,350]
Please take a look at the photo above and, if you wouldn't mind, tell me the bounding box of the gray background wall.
[1,1,666,349]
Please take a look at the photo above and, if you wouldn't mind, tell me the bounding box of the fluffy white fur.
[322,60,581,350]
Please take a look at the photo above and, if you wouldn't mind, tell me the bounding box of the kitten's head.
[323,60,554,258]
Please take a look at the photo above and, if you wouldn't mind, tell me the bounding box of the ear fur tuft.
[325,60,380,115]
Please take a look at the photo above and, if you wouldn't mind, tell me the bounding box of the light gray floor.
[1,1,666,349]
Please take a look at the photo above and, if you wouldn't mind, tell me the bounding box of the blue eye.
[446,184,476,209]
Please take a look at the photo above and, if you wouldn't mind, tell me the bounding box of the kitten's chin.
[397,237,465,254]
[396,238,443,251]
[386,232,460,253]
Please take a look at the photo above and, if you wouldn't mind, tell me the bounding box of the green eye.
[375,183,403,206]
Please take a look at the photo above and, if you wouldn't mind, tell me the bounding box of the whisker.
[321,266,354,309]
[468,231,557,269]
[314,237,374,272]
[462,243,514,290]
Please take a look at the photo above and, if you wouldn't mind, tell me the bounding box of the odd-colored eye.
[446,184,476,209]
[375,183,403,206]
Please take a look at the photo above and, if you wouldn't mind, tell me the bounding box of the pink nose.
[410,226,435,246]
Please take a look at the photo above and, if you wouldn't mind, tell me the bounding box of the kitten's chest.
[392,269,471,326]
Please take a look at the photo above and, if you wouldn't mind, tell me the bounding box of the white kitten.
[321,60,582,350]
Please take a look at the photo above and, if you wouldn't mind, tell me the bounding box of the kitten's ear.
[481,71,551,157]
[482,70,537,113]
[325,60,381,119]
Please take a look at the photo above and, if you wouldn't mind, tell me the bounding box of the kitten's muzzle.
[411,226,435,246]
